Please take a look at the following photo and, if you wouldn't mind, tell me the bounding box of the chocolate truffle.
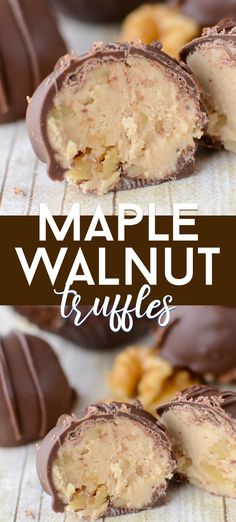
[14,306,153,350]
[36,402,176,518]
[169,0,236,27]
[0,0,67,124]
[54,0,157,24]
[181,20,236,152]
[158,385,236,498]
[0,331,74,447]
[26,42,207,196]
[156,306,236,383]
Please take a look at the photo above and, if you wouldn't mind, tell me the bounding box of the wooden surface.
[0,15,236,216]
[0,306,236,522]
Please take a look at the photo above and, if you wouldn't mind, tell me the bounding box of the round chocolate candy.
[14,306,152,350]
[54,0,158,24]
[181,19,236,152]
[0,331,75,447]
[158,385,236,498]
[0,0,67,123]
[36,402,176,518]
[169,0,236,27]
[157,306,236,383]
[26,42,207,196]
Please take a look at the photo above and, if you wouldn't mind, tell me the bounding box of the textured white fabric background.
[0,16,235,216]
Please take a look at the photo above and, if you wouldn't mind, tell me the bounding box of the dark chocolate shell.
[0,331,74,446]
[156,306,236,382]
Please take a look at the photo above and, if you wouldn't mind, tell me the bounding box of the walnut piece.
[107,346,200,415]
[70,484,109,512]
[120,4,200,59]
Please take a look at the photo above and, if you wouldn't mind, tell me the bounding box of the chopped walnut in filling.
[162,405,236,498]
[47,55,204,194]
[52,418,173,520]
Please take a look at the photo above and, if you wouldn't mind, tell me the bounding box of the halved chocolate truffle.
[54,0,157,24]
[0,331,74,447]
[181,19,236,152]
[0,0,67,123]
[14,306,152,350]
[158,385,236,498]
[26,42,207,195]
[169,0,236,27]
[36,402,176,518]
[156,306,236,383]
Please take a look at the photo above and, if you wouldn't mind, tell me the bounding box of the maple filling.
[162,405,236,498]
[186,43,236,152]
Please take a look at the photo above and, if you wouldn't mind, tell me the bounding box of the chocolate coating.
[169,0,236,27]
[0,331,74,447]
[158,385,236,419]
[0,0,67,123]
[37,401,176,516]
[26,41,207,195]
[181,18,236,61]
[54,0,158,23]
[14,306,152,350]
[156,306,236,382]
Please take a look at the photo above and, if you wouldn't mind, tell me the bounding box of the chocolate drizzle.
[0,340,21,442]
[14,332,47,438]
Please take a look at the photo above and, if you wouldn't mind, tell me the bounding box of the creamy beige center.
[52,418,172,520]
[48,56,202,194]
[187,44,236,152]
[162,406,236,498]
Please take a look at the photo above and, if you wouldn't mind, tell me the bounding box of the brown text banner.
[0,216,235,305]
